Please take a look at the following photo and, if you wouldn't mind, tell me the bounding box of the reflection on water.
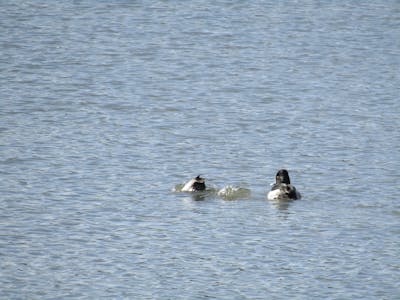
[187,191,212,202]
[269,198,295,211]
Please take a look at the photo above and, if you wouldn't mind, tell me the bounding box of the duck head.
[192,175,206,191]
[275,169,291,185]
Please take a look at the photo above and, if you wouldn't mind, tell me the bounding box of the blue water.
[1,1,399,299]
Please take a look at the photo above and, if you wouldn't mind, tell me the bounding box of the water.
[1,1,399,299]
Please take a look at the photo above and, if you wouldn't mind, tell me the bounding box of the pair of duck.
[182,169,301,200]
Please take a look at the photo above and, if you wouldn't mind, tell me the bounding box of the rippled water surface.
[1,1,399,299]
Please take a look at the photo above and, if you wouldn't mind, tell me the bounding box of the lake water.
[1,1,399,299]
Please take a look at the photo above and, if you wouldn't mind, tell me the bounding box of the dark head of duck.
[193,175,206,191]
[275,169,291,185]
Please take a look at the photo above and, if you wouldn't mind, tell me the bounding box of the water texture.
[1,1,399,299]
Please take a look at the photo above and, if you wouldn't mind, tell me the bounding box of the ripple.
[217,185,251,200]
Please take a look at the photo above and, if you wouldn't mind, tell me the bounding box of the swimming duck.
[267,169,301,200]
[181,175,206,192]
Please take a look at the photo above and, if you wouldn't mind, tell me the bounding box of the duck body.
[267,169,301,200]
[181,175,206,192]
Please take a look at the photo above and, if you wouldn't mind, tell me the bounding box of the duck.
[181,175,206,192]
[267,169,301,200]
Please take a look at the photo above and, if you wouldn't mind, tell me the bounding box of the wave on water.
[217,185,251,200]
